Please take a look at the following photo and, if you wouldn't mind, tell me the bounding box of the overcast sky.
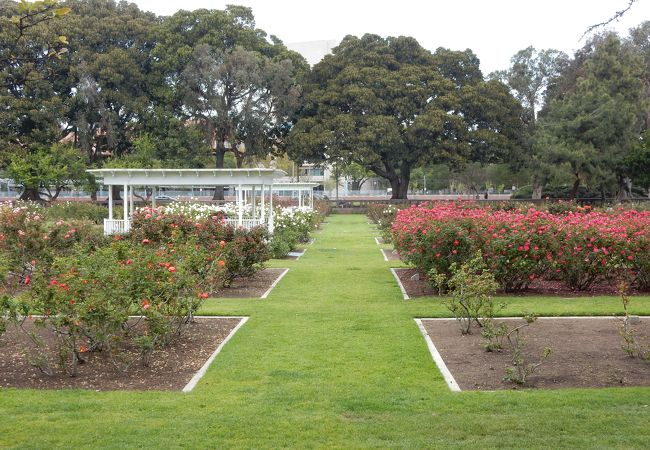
[130,0,650,73]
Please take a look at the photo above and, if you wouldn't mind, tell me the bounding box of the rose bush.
[0,202,106,294]
[18,239,219,375]
[392,202,650,292]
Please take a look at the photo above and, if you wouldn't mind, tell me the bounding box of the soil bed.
[394,268,648,298]
[211,268,286,298]
[381,248,401,261]
[421,317,650,390]
[0,317,243,391]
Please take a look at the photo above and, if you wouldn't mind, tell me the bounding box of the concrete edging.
[182,316,249,392]
[415,318,461,392]
[260,268,290,299]
[390,268,410,300]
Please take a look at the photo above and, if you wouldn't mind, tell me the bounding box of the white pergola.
[242,182,319,209]
[87,168,287,235]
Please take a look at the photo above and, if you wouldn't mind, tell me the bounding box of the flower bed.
[392,202,650,292]
[0,201,269,376]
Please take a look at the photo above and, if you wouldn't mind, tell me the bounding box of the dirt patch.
[279,252,301,261]
[211,268,287,298]
[0,317,243,391]
[381,248,401,261]
[393,268,433,297]
[394,268,648,298]
[421,317,650,390]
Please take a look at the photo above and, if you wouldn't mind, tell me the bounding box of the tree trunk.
[617,175,632,201]
[19,187,43,202]
[569,172,580,200]
[111,185,122,201]
[213,147,226,201]
[531,174,543,200]
[389,174,410,199]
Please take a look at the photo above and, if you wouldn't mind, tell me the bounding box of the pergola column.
[108,185,113,220]
[129,185,134,217]
[298,188,303,208]
[310,188,314,209]
[123,183,128,224]
[252,186,257,221]
[152,186,157,208]
[260,183,266,223]
[237,183,243,227]
[268,183,274,233]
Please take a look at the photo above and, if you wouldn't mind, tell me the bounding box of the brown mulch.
[393,268,649,298]
[394,268,435,297]
[0,317,243,391]
[381,248,401,261]
[421,317,650,390]
[211,268,286,298]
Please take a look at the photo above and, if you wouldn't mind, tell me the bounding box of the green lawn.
[2,215,650,449]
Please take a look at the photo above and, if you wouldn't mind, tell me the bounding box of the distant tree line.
[1,0,648,200]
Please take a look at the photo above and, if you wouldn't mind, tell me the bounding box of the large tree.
[491,47,568,198]
[0,0,73,200]
[537,31,648,199]
[152,6,306,199]
[287,34,523,199]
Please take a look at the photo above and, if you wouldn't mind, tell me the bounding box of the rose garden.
[0,198,649,447]
[2,0,650,447]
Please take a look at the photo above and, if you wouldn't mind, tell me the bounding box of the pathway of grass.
[2,215,650,448]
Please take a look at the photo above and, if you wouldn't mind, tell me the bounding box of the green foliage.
[20,239,214,375]
[443,252,501,335]
[480,318,509,352]
[288,34,524,199]
[42,201,108,222]
[7,144,88,201]
[535,32,648,199]
[269,229,298,259]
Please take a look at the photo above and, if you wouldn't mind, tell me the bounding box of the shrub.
[0,203,107,293]
[503,314,552,385]
[392,202,650,293]
[269,228,299,259]
[18,240,217,375]
[128,206,269,287]
[443,252,501,335]
[274,206,316,243]
[43,202,108,223]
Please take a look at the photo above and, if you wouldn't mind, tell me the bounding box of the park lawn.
[1,214,649,449]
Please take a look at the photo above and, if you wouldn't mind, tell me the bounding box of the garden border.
[414,318,461,392]
[260,268,290,299]
[390,268,410,300]
[374,236,382,246]
[182,316,249,392]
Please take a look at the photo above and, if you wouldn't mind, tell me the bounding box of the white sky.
[130,0,650,73]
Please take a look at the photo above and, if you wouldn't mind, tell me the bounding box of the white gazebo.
[87,168,287,235]
[241,182,319,209]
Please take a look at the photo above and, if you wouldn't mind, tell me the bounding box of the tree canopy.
[287,34,524,199]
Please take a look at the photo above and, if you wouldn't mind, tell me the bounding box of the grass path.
[2,215,650,448]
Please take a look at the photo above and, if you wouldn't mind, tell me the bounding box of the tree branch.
[581,0,639,39]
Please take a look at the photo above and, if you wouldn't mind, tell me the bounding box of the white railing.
[224,218,266,230]
[104,219,131,235]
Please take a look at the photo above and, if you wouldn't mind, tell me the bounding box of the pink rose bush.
[392,202,650,292]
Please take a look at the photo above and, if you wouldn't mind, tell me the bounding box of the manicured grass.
[2,215,650,448]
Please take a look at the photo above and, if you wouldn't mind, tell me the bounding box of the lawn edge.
[414,318,461,392]
[182,316,249,392]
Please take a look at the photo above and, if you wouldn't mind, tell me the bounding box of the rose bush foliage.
[392,202,650,292]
